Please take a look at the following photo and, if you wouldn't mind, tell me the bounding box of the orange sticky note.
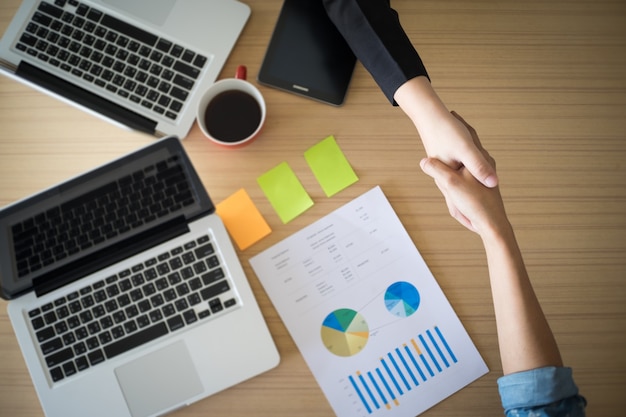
[216,189,272,250]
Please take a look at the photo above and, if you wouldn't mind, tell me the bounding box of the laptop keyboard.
[11,154,195,279]
[28,234,238,383]
[14,0,209,121]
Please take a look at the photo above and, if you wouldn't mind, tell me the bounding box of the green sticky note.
[257,162,314,223]
[304,135,358,197]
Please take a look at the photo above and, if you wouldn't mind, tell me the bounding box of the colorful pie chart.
[321,308,369,357]
[384,281,420,317]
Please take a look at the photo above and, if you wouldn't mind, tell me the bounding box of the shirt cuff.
[497,366,581,411]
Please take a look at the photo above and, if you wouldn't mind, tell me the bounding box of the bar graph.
[347,325,458,413]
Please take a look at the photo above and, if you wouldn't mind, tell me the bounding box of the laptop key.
[36,327,56,343]
[100,14,157,46]
[194,243,214,258]
[31,316,45,330]
[182,309,197,325]
[39,2,64,19]
[166,315,184,331]
[181,49,194,63]
[75,356,89,371]
[20,33,38,47]
[209,298,223,314]
[41,337,64,355]
[156,39,172,53]
[63,361,77,377]
[45,347,74,367]
[202,268,225,285]
[200,280,230,301]
[104,322,168,359]
[173,60,199,79]
[86,9,103,22]
[50,366,64,382]
[88,349,105,366]
[192,55,207,69]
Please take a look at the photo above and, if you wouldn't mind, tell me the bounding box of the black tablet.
[258,0,357,106]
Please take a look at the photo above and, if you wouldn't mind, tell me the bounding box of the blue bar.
[427,329,450,368]
[381,357,403,395]
[388,352,411,391]
[419,334,442,372]
[435,326,458,363]
[349,375,372,414]
[404,345,425,382]
[376,368,397,402]
[368,371,388,408]
[419,352,434,377]
[395,348,418,386]
[359,372,380,410]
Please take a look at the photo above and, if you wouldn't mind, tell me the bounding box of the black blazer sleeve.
[323,0,430,105]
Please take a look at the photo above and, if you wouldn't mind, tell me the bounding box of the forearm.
[323,0,429,104]
[481,224,563,375]
[393,76,451,142]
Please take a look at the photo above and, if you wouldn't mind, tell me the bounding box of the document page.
[250,186,488,417]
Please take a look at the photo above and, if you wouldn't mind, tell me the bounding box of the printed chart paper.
[250,186,488,417]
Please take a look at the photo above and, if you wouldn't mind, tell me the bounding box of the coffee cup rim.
[196,78,266,147]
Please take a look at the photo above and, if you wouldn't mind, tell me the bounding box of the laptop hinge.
[16,61,158,135]
[33,216,189,297]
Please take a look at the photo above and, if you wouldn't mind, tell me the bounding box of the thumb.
[450,111,498,188]
[419,157,453,181]
[463,150,498,188]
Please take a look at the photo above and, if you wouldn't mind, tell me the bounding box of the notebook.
[0,0,251,138]
[0,137,280,417]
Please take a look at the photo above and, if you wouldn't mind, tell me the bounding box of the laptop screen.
[0,137,213,299]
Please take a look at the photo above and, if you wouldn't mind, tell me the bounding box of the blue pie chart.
[384,281,420,317]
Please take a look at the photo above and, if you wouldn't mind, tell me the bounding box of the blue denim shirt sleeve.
[497,366,587,417]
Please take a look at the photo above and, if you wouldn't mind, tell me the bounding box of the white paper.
[250,187,488,417]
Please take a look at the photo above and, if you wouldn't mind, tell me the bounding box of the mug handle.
[236,65,247,80]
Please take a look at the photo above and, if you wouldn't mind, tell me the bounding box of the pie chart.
[321,308,369,357]
[384,281,420,317]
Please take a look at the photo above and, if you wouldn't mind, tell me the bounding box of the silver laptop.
[0,0,250,138]
[0,137,280,417]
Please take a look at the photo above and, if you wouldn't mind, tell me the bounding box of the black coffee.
[204,90,262,143]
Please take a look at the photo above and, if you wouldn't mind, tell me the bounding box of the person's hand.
[419,117,509,237]
[423,111,499,188]
[394,77,498,188]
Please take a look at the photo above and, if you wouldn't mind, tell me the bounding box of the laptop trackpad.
[101,0,176,26]
[115,341,204,417]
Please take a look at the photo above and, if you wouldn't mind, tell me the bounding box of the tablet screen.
[258,0,356,106]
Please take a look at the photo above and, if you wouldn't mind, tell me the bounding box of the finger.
[450,111,499,188]
[419,157,454,182]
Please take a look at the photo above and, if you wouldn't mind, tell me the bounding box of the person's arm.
[479,216,564,374]
[322,0,497,188]
[322,0,429,104]
[419,113,562,374]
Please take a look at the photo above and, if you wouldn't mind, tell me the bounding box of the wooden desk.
[1,1,625,416]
